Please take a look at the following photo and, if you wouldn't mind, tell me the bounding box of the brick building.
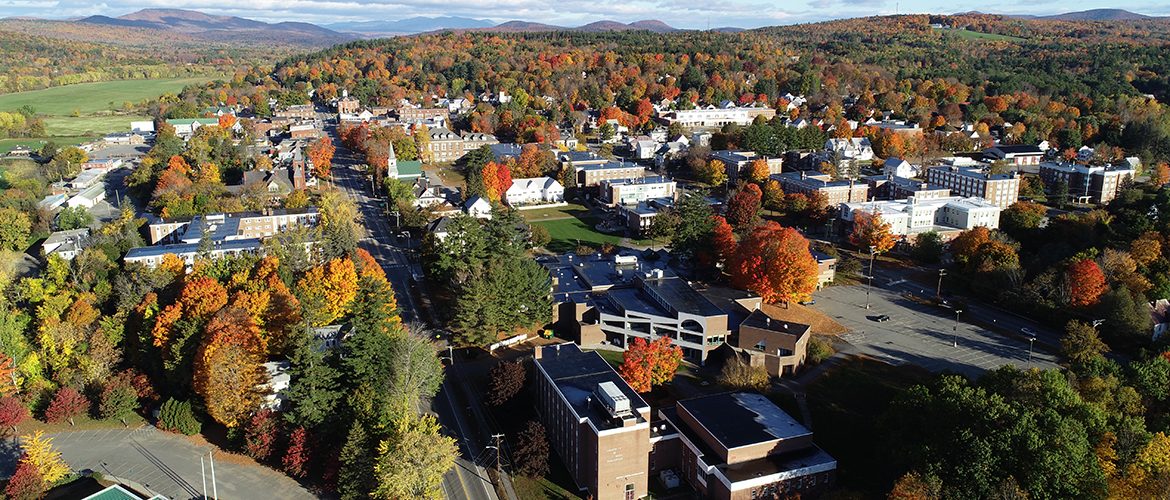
[924,166,1020,207]
[1038,161,1135,205]
[772,171,869,206]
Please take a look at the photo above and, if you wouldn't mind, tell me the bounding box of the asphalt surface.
[322,116,497,500]
[814,282,1059,378]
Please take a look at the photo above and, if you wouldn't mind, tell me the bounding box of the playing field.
[42,115,152,136]
[0,77,210,116]
[0,137,93,154]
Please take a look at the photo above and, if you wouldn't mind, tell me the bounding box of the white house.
[633,139,659,160]
[465,196,493,219]
[505,177,565,206]
[883,158,919,179]
[261,361,291,410]
[826,138,874,161]
[41,229,90,261]
[1152,299,1170,341]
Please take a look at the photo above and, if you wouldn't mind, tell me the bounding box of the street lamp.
[1027,336,1036,362]
[865,245,876,310]
[952,309,963,347]
[390,210,400,227]
[937,269,947,298]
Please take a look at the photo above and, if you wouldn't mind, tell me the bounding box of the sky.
[0,0,1167,29]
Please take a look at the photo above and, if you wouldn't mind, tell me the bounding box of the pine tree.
[338,422,376,500]
[284,331,342,430]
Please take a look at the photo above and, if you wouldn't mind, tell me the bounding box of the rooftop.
[535,343,648,432]
[740,309,812,339]
[678,392,812,449]
[124,237,263,259]
[581,160,644,172]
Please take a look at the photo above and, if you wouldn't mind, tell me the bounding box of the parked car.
[873,314,891,322]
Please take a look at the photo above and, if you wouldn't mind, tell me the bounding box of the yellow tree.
[194,307,266,428]
[297,257,359,326]
[849,210,896,254]
[20,431,69,484]
[745,158,771,184]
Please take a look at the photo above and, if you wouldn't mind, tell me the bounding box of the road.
[322,116,497,500]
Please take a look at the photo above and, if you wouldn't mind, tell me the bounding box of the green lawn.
[0,136,94,154]
[519,203,591,221]
[947,28,1027,42]
[43,114,152,136]
[534,217,624,253]
[0,77,210,116]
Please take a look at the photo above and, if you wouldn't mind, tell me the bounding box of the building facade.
[840,196,1001,237]
[660,107,776,129]
[1038,161,1135,205]
[924,166,1020,207]
[578,161,646,188]
[772,172,869,206]
[601,176,678,206]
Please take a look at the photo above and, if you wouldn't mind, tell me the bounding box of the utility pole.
[865,245,876,309]
[936,268,946,298]
[952,309,963,348]
[209,451,218,500]
[201,457,207,499]
[492,433,505,473]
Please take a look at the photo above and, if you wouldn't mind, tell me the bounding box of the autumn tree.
[849,209,896,253]
[887,471,942,500]
[619,337,683,393]
[296,257,359,326]
[726,183,762,228]
[1153,162,1170,186]
[1067,259,1107,308]
[1131,232,1163,267]
[718,356,769,392]
[1062,321,1109,367]
[481,161,513,202]
[487,360,526,407]
[307,136,336,178]
[513,420,550,477]
[0,397,28,433]
[283,426,311,478]
[245,409,281,461]
[43,387,88,425]
[695,159,728,186]
[762,179,784,211]
[745,158,771,184]
[711,215,738,269]
[373,414,457,499]
[193,307,266,428]
[728,222,820,304]
[17,431,69,485]
[0,207,31,251]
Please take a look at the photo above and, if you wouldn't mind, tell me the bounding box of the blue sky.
[0,0,1166,29]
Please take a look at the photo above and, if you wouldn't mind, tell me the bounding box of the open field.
[0,77,210,116]
[0,136,94,154]
[519,202,590,221]
[945,28,1027,42]
[43,114,151,136]
[534,217,624,252]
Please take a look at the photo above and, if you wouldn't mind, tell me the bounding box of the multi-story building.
[460,132,499,154]
[426,127,465,163]
[620,198,674,236]
[274,104,316,121]
[533,343,651,500]
[737,310,812,377]
[542,253,729,362]
[772,172,869,206]
[601,176,677,206]
[709,151,782,183]
[336,94,360,114]
[1038,161,1136,205]
[658,392,837,499]
[146,209,320,245]
[983,142,1047,167]
[559,151,610,170]
[659,106,776,129]
[578,161,646,188]
[397,107,448,122]
[924,166,1020,207]
[840,196,1001,237]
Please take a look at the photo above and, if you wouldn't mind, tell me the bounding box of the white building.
[505,177,565,206]
[66,183,105,209]
[41,229,90,261]
[464,196,493,219]
[826,138,874,161]
[883,158,918,179]
[659,106,776,129]
[261,361,291,410]
[840,196,1001,237]
[601,176,677,206]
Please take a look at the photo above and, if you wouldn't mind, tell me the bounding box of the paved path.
[15,426,315,500]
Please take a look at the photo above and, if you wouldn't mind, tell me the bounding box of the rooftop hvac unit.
[596,381,631,417]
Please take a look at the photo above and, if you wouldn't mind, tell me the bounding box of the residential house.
[825,138,874,161]
[883,157,918,179]
[464,196,492,219]
[165,118,221,138]
[41,228,90,261]
[633,138,659,160]
[1151,299,1170,341]
[505,177,565,206]
[261,361,291,410]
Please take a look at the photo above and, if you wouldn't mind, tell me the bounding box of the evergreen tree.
[284,331,342,430]
[338,422,376,500]
[670,190,716,261]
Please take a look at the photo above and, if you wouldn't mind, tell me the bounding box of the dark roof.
[988,144,1043,155]
[535,344,648,431]
[679,392,811,450]
[739,309,812,339]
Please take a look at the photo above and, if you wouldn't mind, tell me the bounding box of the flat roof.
[125,238,262,259]
[535,344,648,431]
[679,392,811,449]
[739,309,811,339]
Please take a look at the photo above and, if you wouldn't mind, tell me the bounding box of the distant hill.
[325,16,495,36]
[452,19,679,34]
[1038,9,1155,21]
[76,8,355,46]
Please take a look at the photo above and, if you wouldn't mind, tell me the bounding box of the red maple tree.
[43,387,89,424]
[618,337,683,393]
[1068,259,1108,307]
[729,222,820,304]
[711,216,737,269]
[726,183,762,228]
[283,427,311,478]
[0,397,28,432]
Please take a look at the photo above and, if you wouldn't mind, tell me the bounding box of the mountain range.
[1013,9,1157,21]
[76,8,355,45]
[324,16,494,36]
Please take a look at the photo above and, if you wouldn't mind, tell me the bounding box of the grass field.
[519,202,590,221]
[44,114,152,136]
[946,28,1027,42]
[0,136,93,154]
[534,217,625,252]
[0,77,210,116]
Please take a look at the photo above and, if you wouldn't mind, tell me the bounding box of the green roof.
[81,484,157,500]
[395,160,423,178]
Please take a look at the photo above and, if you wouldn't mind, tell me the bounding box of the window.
[625,484,635,500]
[754,340,767,351]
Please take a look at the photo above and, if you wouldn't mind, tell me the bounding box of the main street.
[321,116,497,500]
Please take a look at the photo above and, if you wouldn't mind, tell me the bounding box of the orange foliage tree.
[729,222,820,304]
[307,137,336,178]
[745,159,771,184]
[513,144,545,178]
[711,216,737,269]
[1068,259,1108,308]
[726,183,762,228]
[618,337,683,393]
[849,210,896,253]
[217,114,237,130]
[296,257,359,326]
[194,307,266,428]
[151,276,228,348]
[481,161,513,203]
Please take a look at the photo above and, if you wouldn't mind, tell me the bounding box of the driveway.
[813,285,1059,378]
[4,426,314,500]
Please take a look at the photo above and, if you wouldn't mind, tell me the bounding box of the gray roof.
[535,343,648,431]
[125,237,262,259]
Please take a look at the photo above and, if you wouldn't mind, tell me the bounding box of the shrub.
[283,427,310,478]
[43,387,89,424]
[718,357,770,392]
[0,396,29,432]
[807,337,836,365]
[158,398,201,435]
[244,410,280,461]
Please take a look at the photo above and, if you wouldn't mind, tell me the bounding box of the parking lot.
[813,284,1059,378]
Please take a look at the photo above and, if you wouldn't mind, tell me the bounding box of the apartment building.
[427,127,466,162]
[542,253,729,362]
[146,209,320,245]
[533,343,651,500]
[924,166,1020,207]
[983,142,1047,167]
[460,132,499,154]
[659,106,776,129]
[397,107,448,122]
[840,196,1001,237]
[1038,161,1135,204]
[772,171,869,206]
[274,104,316,121]
[658,392,837,499]
[601,176,677,206]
